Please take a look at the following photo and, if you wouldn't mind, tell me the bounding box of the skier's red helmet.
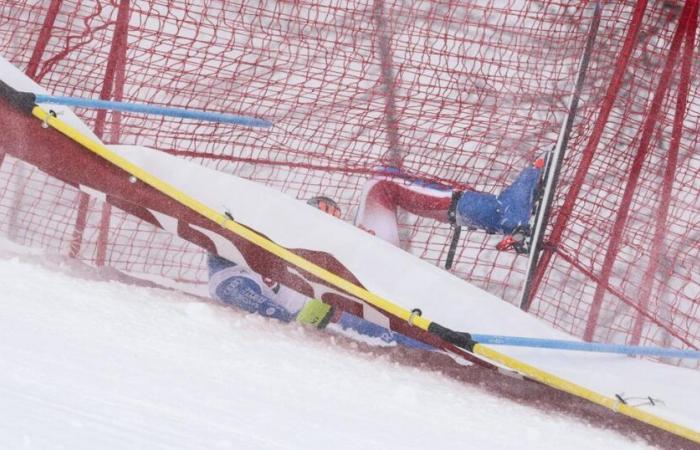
[307,196,342,218]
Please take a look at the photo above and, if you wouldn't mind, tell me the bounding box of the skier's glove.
[296,298,334,329]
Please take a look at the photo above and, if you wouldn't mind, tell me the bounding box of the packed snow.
[2,55,698,446]
[0,239,668,450]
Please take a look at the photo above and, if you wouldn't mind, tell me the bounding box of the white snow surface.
[0,53,697,449]
[108,143,700,435]
[0,239,660,450]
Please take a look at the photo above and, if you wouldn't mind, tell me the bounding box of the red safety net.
[0,0,698,367]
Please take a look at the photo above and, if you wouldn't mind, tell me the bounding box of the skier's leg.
[355,164,541,240]
[454,190,502,233]
[354,172,453,246]
[354,178,400,245]
[496,161,544,234]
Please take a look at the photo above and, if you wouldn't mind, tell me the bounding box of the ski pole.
[33,94,273,128]
[471,333,700,359]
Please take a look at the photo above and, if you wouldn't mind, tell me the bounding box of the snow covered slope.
[1,54,698,445]
[109,143,700,437]
[0,239,663,450]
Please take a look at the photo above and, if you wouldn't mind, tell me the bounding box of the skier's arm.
[207,254,333,327]
[209,260,296,322]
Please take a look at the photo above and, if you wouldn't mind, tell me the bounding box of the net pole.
[373,0,402,168]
